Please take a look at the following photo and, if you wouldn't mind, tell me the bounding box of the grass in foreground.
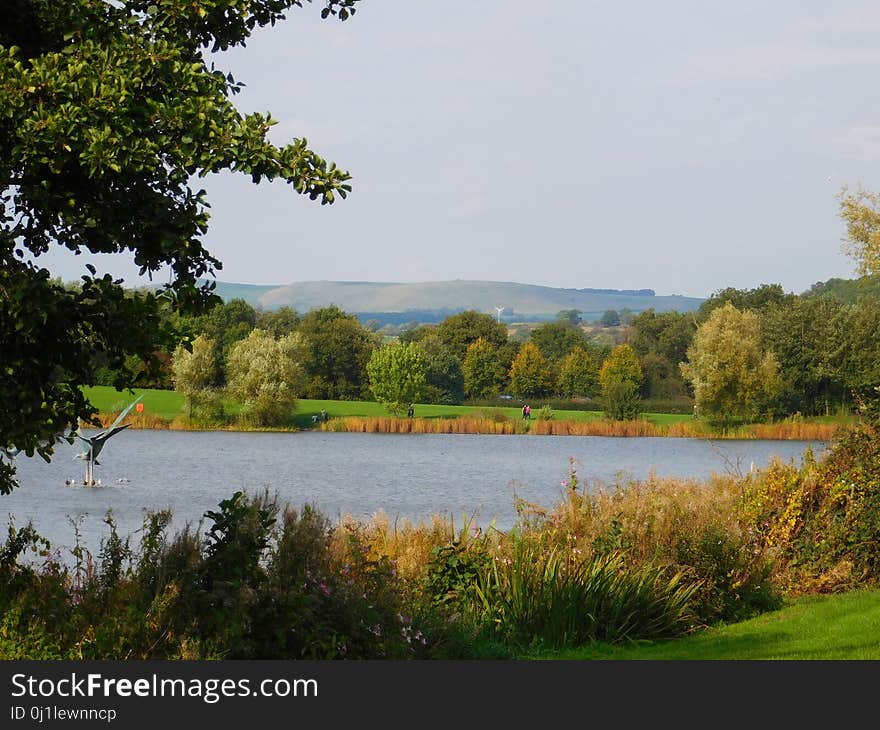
[526,589,880,660]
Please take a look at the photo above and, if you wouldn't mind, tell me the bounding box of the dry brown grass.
[745,422,839,441]
[325,416,521,435]
[92,412,171,430]
[322,415,837,440]
[538,471,750,561]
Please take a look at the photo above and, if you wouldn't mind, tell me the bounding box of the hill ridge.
[207,279,704,322]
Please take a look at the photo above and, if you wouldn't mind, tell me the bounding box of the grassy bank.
[526,589,880,659]
[83,385,846,440]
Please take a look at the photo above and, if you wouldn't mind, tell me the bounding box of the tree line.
[95,269,880,429]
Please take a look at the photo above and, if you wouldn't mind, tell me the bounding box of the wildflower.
[319,582,331,597]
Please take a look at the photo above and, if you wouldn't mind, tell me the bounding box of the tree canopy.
[598,344,643,420]
[0,0,359,492]
[839,187,880,279]
[366,342,426,416]
[681,303,781,425]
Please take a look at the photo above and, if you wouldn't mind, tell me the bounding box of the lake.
[3,430,825,556]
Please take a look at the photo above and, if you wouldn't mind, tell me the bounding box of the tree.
[462,337,500,400]
[529,321,587,362]
[0,0,359,494]
[172,334,222,421]
[366,342,426,416]
[257,306,301,338]
[630,309,696,367]
[598,344,643,420]
[557,346,599,398]
[599,310,621,327]
[556,309,582,326]
[435,310,508,361]
[839,187,880,279]
[680,303,782,425]
[760,297,848,415]
[629,309,696,399]
[697,284,793,322]
[418,332,464,404]
[195,298,259,376]
[297,306,378,399]
[226,329,304,427]
[508,342,554,400]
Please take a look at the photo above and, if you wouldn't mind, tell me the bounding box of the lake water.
[3,430,826,556]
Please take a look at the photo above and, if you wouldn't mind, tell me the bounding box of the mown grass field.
[526,589,880,660]
[83,385,693,428]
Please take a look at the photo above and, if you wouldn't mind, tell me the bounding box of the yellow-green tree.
[839,187,880,278]
[598,344,643,420]
[462,337,500,400]
[226,329,305,427]
[680,303,782,425]
[508,342,554,399]
[557,346,599,398]
[171,334,223,422]
[366,342,427,416]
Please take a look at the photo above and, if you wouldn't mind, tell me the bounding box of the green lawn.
[82,386,693,428]
[525,589,880,660]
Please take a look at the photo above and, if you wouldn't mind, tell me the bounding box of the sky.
[40,1,880,299]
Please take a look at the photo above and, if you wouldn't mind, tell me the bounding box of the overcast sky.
[43,1,880,298]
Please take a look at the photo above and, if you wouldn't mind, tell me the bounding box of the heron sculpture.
[74,395,142,486]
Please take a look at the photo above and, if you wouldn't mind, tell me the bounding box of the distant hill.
[207,279,705,322]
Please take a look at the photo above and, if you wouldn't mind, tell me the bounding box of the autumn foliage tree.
[508,342,554,400]
[557,346,600,399]
[462,337,500,400]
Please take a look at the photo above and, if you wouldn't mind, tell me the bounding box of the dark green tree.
[556,309,582,326]
[698,284,794,322]
[257,306,301,338]
[599,310,621,327]
[0,0,359,494]
[435,310,508,361]
[297,306,378,399]
[529,321,588,362]
[418,333,464,404]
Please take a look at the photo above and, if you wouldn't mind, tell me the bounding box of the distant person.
[407,404,414,418]
[525,404,531,420]
[320,408,328,423]
[522,404,528,420]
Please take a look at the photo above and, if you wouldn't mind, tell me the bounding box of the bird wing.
[103,395,143,434]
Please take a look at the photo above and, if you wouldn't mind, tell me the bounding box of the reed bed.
[322,416,839,440]
[325,416,521,435]
[745,421,839,441]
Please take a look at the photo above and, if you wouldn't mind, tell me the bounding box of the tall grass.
[473,544,701,648]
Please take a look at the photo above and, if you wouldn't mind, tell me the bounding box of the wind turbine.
[494,306,505,324]
[73,395,142,485]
